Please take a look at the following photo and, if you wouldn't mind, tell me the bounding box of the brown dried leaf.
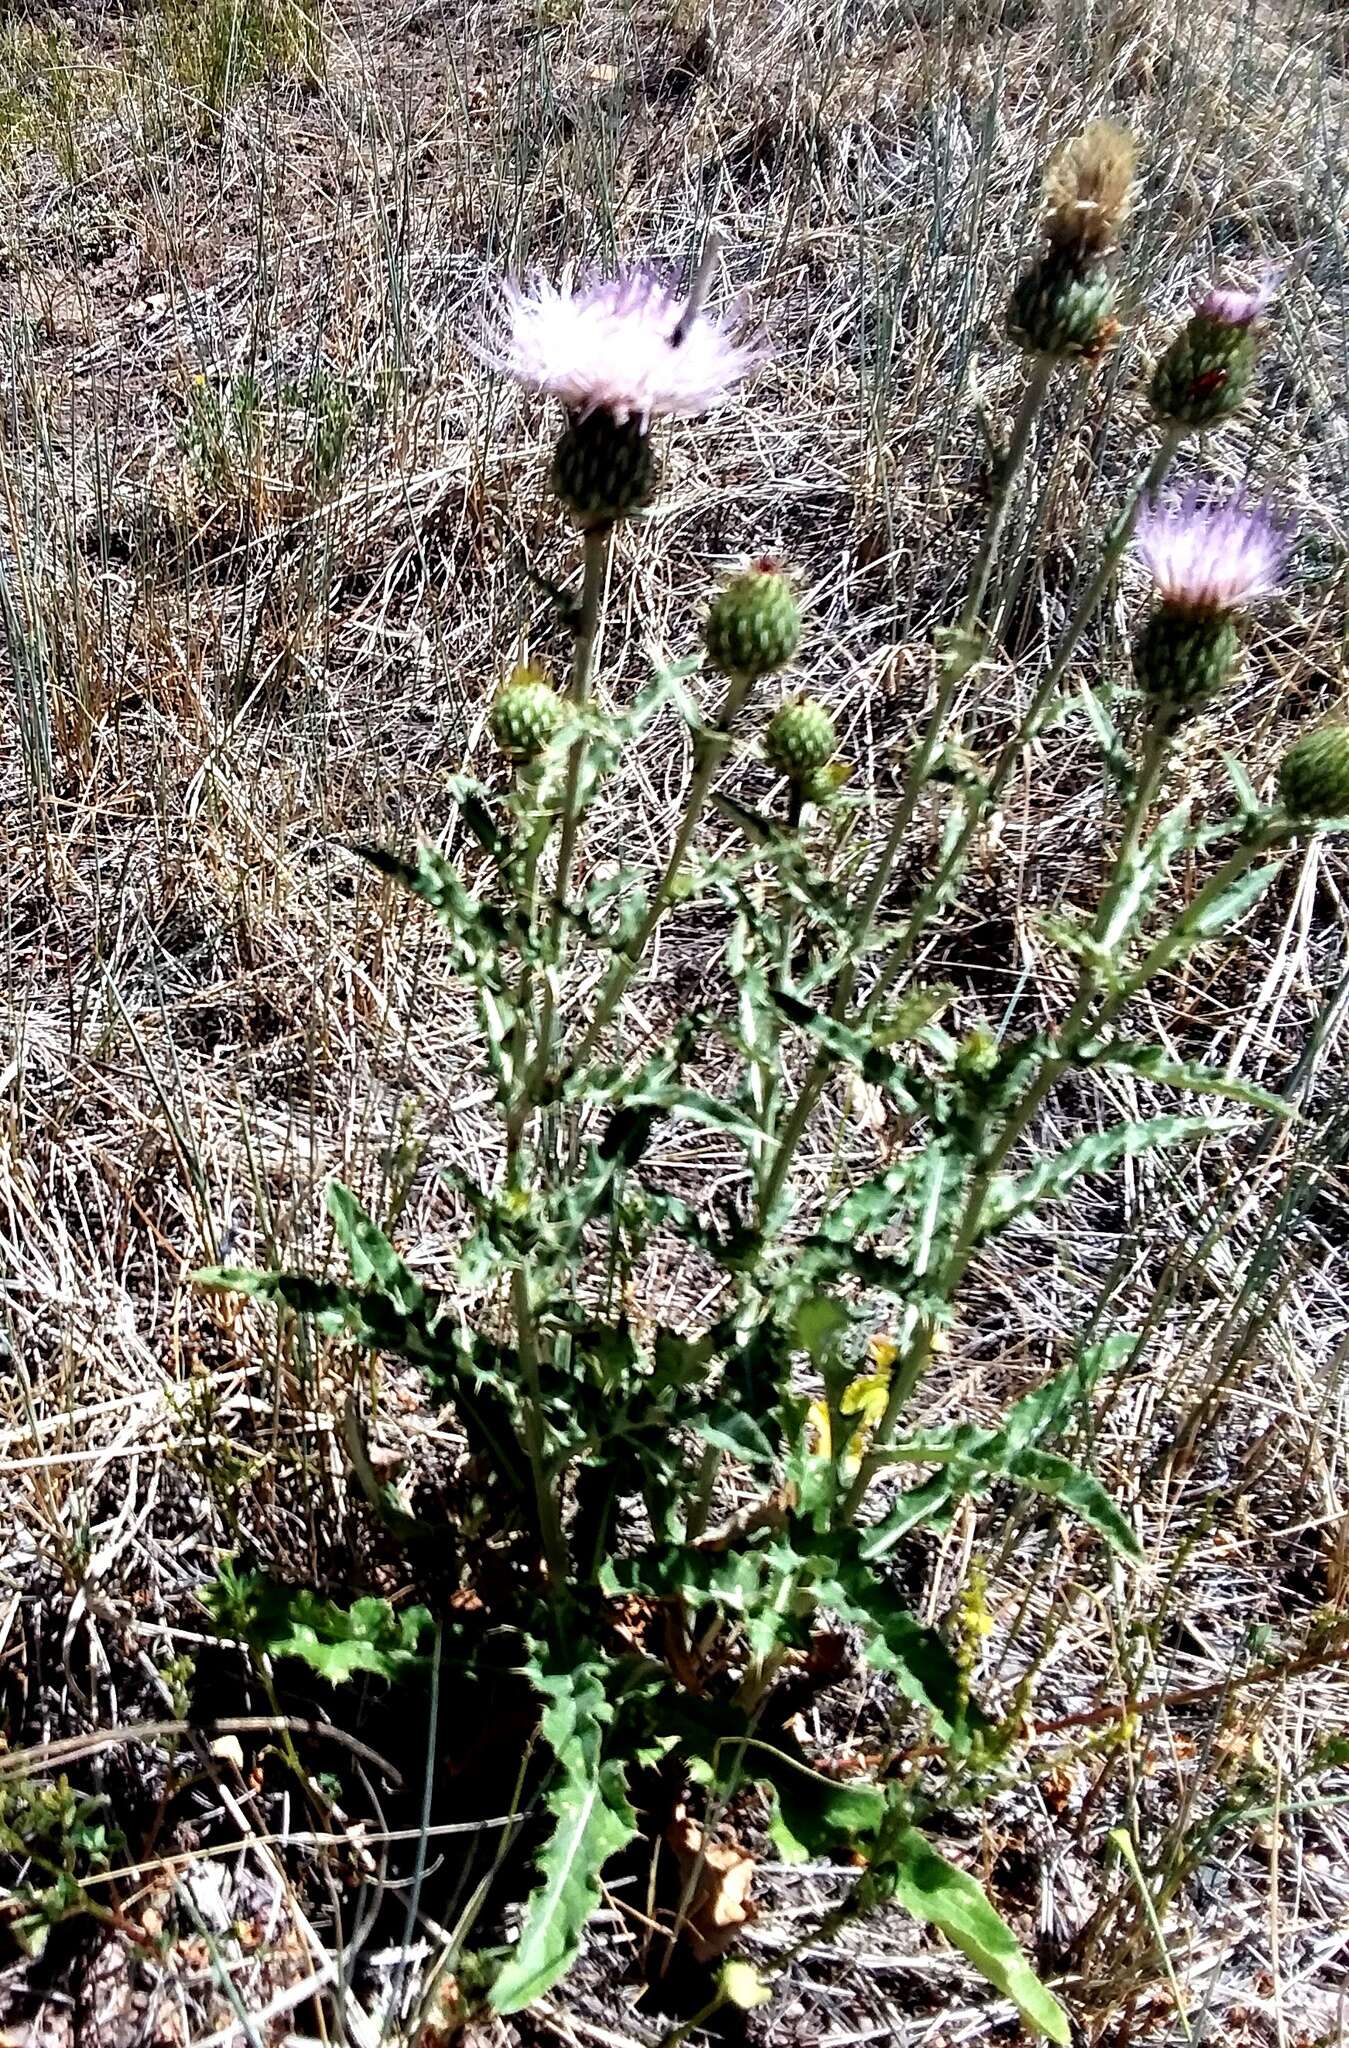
[667,1806,757,1963]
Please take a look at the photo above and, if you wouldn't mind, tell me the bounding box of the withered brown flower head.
[1040,120,1137,258]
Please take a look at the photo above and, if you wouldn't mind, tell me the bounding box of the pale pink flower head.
[1196,267,1282,329]
[1134,489,1294,614]
[482,266,761,425]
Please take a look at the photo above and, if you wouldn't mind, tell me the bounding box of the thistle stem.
[864,425,1187,1013]
[535,523,612,1071]
[757,359,1057,1224]
[570,667,755,1069]
[840,709,1180,1523]
[511,1263,569,1585]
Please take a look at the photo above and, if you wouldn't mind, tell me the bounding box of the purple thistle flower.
[1195,268,1282,328]
[481,267,762,424]
[1134,490,1294,614]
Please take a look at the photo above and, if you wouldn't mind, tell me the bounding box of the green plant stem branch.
[569,667,755,1069]
[837,1326,931,1522]
[756,361,1058,1224]
[939,708,1179,1290]
[839,713,1180,1523]
[510,1263,569,1585]
[864,424,1187,1012]
[534,522,612,1073]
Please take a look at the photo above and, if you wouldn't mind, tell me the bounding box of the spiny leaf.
[1075,1037,1289,1116]
[994,1446,1141,1558]
[1174,860,1279,945]
[886,1826,1070,2043]
[980,1112,1234,1235]
[808,1544,977,1741]
[326,1182,425,1314]
[491,1652,637,2014]
[862,1336,1139,1560]
[868,1439,1139,1560]
[772,990,921,1108]
[200,1568,432,1684]
[1097,800,1192,954]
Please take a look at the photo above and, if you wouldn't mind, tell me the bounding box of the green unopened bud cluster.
[491,668,563,762]
[552,409,655,528]
[1132,606,1239,711]
[704,561,802,681]
[1151,312,1258,430]
[1279,724,1349,818]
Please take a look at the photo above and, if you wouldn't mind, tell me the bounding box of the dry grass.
[1,0,1348,2039]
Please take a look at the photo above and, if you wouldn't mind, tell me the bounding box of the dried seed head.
[1040,120,1137,259]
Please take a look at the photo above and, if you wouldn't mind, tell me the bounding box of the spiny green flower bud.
[1132,606,1239,709]
[1279,725,1349,818]
[704,560,802,681]
[1150,314,1257,430]
[1006,250,1117,360]
[765,696,836,781]
[551,408,656,527]
[491,667,564,761]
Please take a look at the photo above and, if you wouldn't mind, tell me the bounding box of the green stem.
[511,1263,569,1584]
[570,667,755,1070]
[940,708,1178,1291]
[534,523,612,1072]
[865,424,1187,1013]
[839,709,1180,1525]
[685,1439,721,1542]
[757,360,1058,1224]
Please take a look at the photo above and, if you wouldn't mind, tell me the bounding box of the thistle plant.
[198,140,1344,2034]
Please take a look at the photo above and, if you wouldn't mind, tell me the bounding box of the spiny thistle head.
[1006,251,1117,360]
[491,665,564,762]
[1007,120,1135,360]
[1130,491,1293,708]
[1279,725,1349,818]
[551,408,656,528]
[482,267,760,425]
[1040,120,1137,259]
[765,696,837,781]
[704,559,802,681]
[1150,272,1280,430]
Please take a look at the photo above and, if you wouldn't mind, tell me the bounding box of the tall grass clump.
[152,0,323,128]
[195,122,1345,2031]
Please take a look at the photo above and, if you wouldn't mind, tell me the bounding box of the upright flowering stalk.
[1151,271,1281,431]
[1006,120,1137,361]
[482,256,761,1097]
[483,266,759,527]
[1131,490,1294,714]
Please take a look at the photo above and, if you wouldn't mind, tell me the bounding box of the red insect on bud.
[1188,367,1230,405]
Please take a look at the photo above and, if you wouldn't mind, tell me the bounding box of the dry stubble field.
[2,0,1349,2041]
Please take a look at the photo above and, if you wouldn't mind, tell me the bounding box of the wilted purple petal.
[1196,267,1282,328]
[1134,488,1294,612]
[480,266,762,423]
